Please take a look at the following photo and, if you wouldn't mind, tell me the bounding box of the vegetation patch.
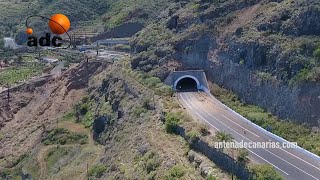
[251,164,283,180]
[164,165,185,180]
[0,64,44,85]
[42,128,88,145]
[45,146,79,173]
[0,153,39,180]
[165,112,181,134]
[88,164,107,178]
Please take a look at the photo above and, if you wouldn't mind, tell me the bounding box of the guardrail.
[202,88,320,161]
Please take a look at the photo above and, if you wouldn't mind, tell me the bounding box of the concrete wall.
[164,70,209,90]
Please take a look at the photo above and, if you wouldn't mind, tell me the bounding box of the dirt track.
[37,121,103,180]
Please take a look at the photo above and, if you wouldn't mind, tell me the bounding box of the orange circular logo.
[48,14,70,35]
[26,27,33,35]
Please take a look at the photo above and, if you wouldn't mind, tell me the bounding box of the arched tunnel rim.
[174,75,201,90]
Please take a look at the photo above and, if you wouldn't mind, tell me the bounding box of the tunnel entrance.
[176,77,198,91]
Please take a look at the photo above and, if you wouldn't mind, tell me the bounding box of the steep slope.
[0,0,173,45]
[0,62,107,158]
[130,0,320,126]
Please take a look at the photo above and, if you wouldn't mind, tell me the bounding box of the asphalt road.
[177,91,320,180]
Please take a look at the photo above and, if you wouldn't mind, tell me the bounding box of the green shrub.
[80,103,89,115]
[156,85,174,97]
[246,112,268,124]
[199,124,210,136]
[290,68,312,84]
[164,165,185,180]
[186,130,200,143]
[133,106,148,117]
[165,112,180,134]
[145,77,162,88]
[256,72,272,81]
[206,175,217,180]
[112,44,131,52]
[63,111,75,121]
[239,59,245,65]
[237,148,249,164]
[88,164,107,178]
[42,128,88,145]
[251,164,283,180]
[142,151,161,174]
[82,111,94,128]
[191,3,200,11]
[82,96,89,103]
[313,47,320,59]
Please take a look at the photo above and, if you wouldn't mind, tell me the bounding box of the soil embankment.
[0,62,107,159]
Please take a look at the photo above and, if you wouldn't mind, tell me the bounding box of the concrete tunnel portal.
[164,70,209,91]
[174,75,200,91]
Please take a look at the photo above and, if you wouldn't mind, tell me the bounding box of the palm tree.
[215,131,234,152]
[216,131,234,142]
[237,148,249,164]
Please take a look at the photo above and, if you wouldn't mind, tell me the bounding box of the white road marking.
[264,148,319,180]
[196,92,320,172]
[221,114,260,138]
[245,147,289,176]
[180,92,320,179]
[182,93,289,175]
[278,148,320,172]
[179,93,220,131]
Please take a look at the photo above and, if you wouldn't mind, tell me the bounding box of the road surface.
[177,91,320,180]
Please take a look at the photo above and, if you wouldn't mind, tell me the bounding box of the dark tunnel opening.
[176,77,198,91]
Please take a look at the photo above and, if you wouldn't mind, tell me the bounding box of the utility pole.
[96,43,99,56]
[6,83,10,108]
[87,163,89,180]
[231,149,234,180]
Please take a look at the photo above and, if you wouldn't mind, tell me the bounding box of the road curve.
[177,91,320,180]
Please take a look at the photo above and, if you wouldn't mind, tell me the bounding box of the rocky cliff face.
[131,0,320,126]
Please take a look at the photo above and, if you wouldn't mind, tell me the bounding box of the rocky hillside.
[0,61,107,158]
[0,58,233,179]
[0,0,172,45]
[130,0,320,126]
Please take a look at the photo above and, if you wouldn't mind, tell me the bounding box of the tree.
[215,131,234,152]
[215,131,234,142]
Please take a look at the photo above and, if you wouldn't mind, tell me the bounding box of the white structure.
[4,38,19,49]
[42,57,59,64]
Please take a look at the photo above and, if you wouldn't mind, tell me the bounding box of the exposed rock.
[163,157,177,168]
[188,150,214,178]
[285,6,320,36]
[137,143,149,155]
[92,22,144,41]
[93,116,110,140]
[166,15,179,30]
